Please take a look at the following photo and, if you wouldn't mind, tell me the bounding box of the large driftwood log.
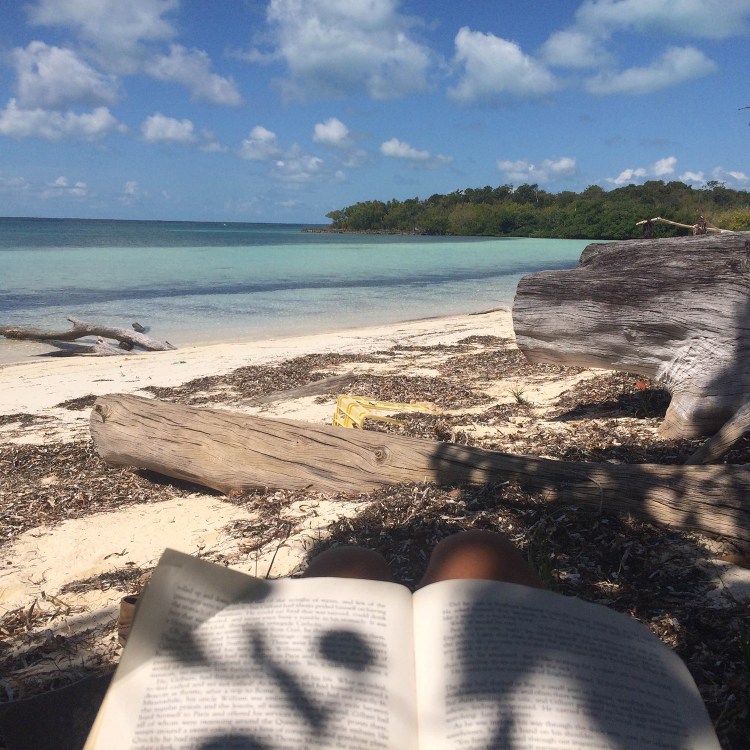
[91,394,750,552]
[0,317,175,353]
[512,234,750,439]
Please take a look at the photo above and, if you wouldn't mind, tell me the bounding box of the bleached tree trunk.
[90,394,750,552]
[512,234,750,439]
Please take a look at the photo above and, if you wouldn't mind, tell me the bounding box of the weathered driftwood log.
[45,338,135,357]
[91,394,750,552]
[0,317,175,352]
[512,234,750,439]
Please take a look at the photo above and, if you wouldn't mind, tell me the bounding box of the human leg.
[418,530,543,588]
[302,546,395,582]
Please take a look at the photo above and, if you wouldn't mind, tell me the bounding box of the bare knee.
[303,546,395,582]
[419,530,543,588]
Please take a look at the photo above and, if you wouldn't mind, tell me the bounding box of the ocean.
[0,218,589,364]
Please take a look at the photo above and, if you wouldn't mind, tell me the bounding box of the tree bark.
[512,234,750,439]
[0,317,176,352]
[91,394,750,552]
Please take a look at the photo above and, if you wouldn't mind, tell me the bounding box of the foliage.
[326,180,750,240]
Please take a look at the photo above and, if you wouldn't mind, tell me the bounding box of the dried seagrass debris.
[59,566,150,595]
[0,441,194,541]
[555,372,671,419]
[2,334,749,745]
[326,374,490,410]
[0,413,55,428]
[438,347,582,382]
[55,394,99,411]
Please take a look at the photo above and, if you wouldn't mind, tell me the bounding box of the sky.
[1,0,749,224]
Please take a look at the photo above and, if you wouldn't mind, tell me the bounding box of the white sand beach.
[1,308,749,737]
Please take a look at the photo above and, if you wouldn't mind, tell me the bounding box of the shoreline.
[0,308,512,416]
[2,304,750,747]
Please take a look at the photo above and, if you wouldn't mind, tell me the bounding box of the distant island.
[318,180,750,240]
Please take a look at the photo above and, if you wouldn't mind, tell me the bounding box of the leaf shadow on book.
[150,583,380,750]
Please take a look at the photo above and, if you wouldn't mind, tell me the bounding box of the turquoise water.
[0,218,589,363]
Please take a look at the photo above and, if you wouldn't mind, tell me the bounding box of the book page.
[86,549,417,750]
[413,579,719,750]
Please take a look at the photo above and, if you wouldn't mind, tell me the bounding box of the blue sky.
[1,0,748,223]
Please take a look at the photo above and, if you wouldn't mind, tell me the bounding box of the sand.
[2,308,749,707]
[1,310,530,615]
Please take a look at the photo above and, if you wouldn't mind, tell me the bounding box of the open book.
[86,549,719,749]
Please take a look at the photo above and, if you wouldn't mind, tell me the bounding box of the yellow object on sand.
[332,395,440,429]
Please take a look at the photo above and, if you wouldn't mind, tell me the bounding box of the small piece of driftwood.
[91,394,750,552]
[0,317,175,354]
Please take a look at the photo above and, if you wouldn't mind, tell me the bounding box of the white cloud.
[497,156,577,183]
[586,46,716,94]
[28,0,178,73]
[608,155,677,184]
[0,98,125,140]
[381,138,430,160]
[42,175,88,197]
[449,27,557,104]
[576,0,750,40]
[238,126,282,161]
[313,117,350,147]
[146,45,242,106]
[680,170,705,184]
[611,167,648,184]
[252,0,433,100]
[141,113,197,144]
[652,156,677,176]
[13,41,118,110]
[540,29,610,68]
[711,166,748,184]
[272,147,324,183]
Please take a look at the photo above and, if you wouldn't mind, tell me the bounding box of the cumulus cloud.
[449,27,557,104]
[146,45,242,106]
[13,41,119,110]
[608,155,677,184]
[27,0,178,73]
[238,126,282,161]
[0,98,125,140]
[381,138,430,160]
[711,166,748,184]
[575,0,750,40]
[497,156,577,183]
[380,138,451,167]
[26,0,239,106]
[586,46,716,94]
[540,28,610,68]
[141,113,197,144]
[249,0,434,100]
[313,117,350,147]
[272,147,324,183]
[680,170,705,184]
[652,156,677,176]
[237,127,324,184]
[42,175,88,198]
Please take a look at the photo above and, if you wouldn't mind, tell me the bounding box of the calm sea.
[0,218,589,364]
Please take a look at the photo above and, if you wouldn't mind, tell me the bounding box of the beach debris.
[331,395,440,428]
[90,393,750,552]
[0,316,175,356]
[636,216,732,236]
[513,234,750,441]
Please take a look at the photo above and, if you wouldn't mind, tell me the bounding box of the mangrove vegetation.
[324,180,750,240]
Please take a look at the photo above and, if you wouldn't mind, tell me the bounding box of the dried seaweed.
[1,336,749,746]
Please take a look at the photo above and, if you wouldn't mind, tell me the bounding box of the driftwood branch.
[686,401,750,464]
[513,234,750,439]
[44,338,135,357]
[0,317,175,353]
[91,394,750,552]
